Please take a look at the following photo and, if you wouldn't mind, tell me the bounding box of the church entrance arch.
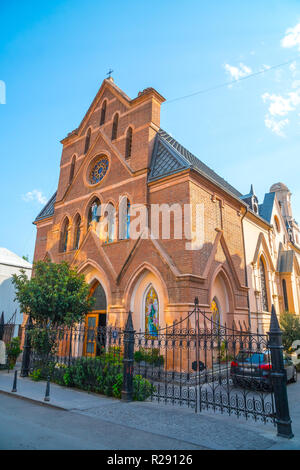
[83,281,107,357]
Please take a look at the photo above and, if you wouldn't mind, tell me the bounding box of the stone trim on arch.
[76,259,112,309]
[123,261,169,313]
[124,262,168,331]
[253,232,276,272]
[208,264,236,314]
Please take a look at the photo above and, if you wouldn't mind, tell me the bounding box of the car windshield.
[236,352,266,364]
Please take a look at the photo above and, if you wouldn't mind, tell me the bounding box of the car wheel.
[291,368,298,383]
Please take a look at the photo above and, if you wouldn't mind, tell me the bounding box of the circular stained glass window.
[89,157,109,185]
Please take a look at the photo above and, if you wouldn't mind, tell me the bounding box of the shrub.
[112,373,123,399]
[30,348,155,402]
[30,369,42,381]
[134,348,164,367]
[29,327,57,359]
[6,337,22,369]
[133,375,155,401]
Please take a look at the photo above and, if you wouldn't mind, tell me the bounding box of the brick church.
[33,77,300,341]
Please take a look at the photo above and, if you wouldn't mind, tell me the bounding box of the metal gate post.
[20,316,33,377]
[122,311,135,402]
[268,305,294,439]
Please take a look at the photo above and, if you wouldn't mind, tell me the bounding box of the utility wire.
[165,55,300,104]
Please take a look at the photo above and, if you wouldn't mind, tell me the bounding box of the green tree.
[12,261,94,327]
[280,312,300,351]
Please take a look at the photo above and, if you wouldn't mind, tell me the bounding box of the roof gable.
[148,134,190,181]
[34,192,57,222]
[149,129,242,198]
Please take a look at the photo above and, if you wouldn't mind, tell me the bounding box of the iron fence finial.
[125,310,134,331]
[269,304,280,332]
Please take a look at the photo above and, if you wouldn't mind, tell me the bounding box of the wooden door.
[83,314,99,357]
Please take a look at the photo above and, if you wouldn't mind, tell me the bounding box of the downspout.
[241,206,251,330]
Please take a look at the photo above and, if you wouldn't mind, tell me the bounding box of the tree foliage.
[12,261,94,327]
[280,312,300,351]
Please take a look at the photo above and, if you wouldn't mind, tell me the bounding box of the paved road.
[1,370,299,450]
[0,394,207,450]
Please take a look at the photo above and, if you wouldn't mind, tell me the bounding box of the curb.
[0,389,68,411]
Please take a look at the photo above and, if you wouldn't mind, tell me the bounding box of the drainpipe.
[241,206,252,330]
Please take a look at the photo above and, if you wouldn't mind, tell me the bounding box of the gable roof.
[149,129,242,198]
[259,192,276,223]
[34,192,57,223]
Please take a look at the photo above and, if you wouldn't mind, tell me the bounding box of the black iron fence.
[17,300,294,438]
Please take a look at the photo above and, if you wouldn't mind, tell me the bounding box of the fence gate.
[20,299,293,438]
[132,299,293,438]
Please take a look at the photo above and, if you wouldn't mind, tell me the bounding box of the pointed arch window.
[111,113,119,140]
[259,257,269,312]
[84,128,91,153]
[102,203,116,243]
[87,198,101,229]
[145,285,159,338]
[69,155,76,184]
[100,100,107,126]
[282,279,289,311]
[119,197,130,240]
[125,127,133,159]
[74,215,82,250]
[211,297,221,327]
[60,219,69,253]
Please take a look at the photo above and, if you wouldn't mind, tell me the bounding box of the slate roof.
[259,192,276,223]
[149,129,242,198]
[277,250,295,273]
[34,192,57,222]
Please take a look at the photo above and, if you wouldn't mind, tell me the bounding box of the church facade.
[33,78,300,339]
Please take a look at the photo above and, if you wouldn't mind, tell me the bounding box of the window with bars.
[125,127,133,159]
[69,155,76,184]
[60,219,69,253]
[87,198,101,229]
[111,113,119,140]
[74,215,81,250]
[100,100,107,126]
[84,129,91,153]
[259,257,269,312]
[282,279,289,311]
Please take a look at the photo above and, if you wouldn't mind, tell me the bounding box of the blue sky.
[1,0,300,261]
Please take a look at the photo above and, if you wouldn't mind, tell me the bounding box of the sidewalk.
[0,369,299,450]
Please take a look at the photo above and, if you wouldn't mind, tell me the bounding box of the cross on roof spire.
[107,68,114,79]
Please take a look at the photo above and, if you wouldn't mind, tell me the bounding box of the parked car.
[230,349,297,391]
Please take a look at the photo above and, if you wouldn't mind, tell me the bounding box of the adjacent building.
[0,248,32,333]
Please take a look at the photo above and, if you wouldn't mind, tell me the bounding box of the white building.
[0,248,32,328]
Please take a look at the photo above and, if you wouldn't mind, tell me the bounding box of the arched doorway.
[84,281,107,356]
[210,269,232,325]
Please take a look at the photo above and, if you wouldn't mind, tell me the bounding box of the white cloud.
[264,116,289,137]
[281,23,300,50]
[261,64,271,70]
[224,62,252,81]
[262,92,294,116]
[22,190,47,205]
[262,89,300,136]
